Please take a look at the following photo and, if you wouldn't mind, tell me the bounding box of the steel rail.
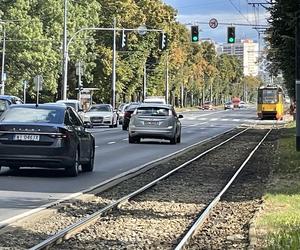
[0,127,236,230]
[29,127,250,250]
[175,128,272,250]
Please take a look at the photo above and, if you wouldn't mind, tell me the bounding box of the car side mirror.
[178,114,183,119]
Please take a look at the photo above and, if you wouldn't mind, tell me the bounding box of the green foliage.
[266,0,298,98]
[255,126,300,249]
[0,0,256,106]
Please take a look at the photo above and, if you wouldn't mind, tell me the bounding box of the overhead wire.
[228,0,252,25]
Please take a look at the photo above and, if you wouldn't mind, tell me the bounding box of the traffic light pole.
[296,9,300,151]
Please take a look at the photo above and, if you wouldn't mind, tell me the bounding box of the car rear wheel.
[66,149,80,177]
[122,124,127,130]
[170,135,177,145]
[82,144,94,172]
[114,119,118,127]
[129,135,139,143]
[176,132,181,143]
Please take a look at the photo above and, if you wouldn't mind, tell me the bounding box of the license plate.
[144,121,158,125]
[13,134,40,141]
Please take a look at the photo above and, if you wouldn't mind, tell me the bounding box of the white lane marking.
[123,138,128,141]
[183,122,208,128]
[221,119,229,121]
[95,146,99,148]
[210,118,218,121]
[183,122,206,128]
[107,142,116,145]
[233,119,240,122]
[182,110,225,120]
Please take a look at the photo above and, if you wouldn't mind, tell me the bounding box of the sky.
[163,0,270,44]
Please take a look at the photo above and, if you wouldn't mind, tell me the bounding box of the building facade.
[219,39,259,76]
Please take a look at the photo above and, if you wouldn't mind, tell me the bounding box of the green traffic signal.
[191,26,199,42]
[227,26,235,44]
[228,37,235,43]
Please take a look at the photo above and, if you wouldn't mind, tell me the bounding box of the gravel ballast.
[0,128,278,249]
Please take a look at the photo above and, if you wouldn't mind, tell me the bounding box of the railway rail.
[15,127,273,250]
[0,122,278,249]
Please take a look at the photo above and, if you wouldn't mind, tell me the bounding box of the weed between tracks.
[255,122,300,249]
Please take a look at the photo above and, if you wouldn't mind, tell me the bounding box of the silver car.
[128,104,183,144]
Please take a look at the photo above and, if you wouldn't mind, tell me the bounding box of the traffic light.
[227,26,235,43]
[159,32,168,50]
[191,26,199,42]
[121,29,127,48]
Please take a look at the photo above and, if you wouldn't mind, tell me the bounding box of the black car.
[0,104,95,176]
[122,102,140,130]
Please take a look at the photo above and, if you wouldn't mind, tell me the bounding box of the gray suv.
[128,104,183,144]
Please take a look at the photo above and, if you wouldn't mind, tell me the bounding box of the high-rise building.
[219,39,259,76]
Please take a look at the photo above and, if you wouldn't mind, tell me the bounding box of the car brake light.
[50,133,68,139]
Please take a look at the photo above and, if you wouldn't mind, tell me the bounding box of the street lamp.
[0,21,5,95]
[62,0,68,100]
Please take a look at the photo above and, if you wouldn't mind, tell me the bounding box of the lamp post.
[23,80,28,103]
[0,23,6,95]
[62,25,162,107]
[75,61,83,102]
[62,0,68,100]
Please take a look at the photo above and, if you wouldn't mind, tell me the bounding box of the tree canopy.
[266,0,299,98]
[0,0,260,106]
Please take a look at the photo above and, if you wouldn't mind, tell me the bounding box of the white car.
[239,101,247,108]
[56,99,85,121]
[84,104,118,128]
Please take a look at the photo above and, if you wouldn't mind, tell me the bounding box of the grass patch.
[256,121,300,249]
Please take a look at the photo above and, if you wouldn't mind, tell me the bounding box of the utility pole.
[112,17,117,109]
[143,62,147,101]
[210,80,212,103]
[181,82,184,108]
[1,27,6,95]
[165,53,169,104]
[62,0,68,100]
[296,8,300,151]
[63,25,162,106]
[23,80,27,103]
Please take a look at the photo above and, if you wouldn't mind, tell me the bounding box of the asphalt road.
[0,107,281,224]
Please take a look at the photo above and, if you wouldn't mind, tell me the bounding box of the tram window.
[262,89,278,103]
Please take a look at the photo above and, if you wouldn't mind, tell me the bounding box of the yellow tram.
[257,85,284,120]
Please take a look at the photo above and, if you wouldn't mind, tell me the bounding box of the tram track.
[0,125,277,249]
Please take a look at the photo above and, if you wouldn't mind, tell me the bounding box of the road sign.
[209,18,218,29]
[137,25,147,36]
[34,75,43,91]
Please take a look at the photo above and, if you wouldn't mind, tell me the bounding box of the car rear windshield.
[136,107,170,116]
[1,107,63,124]
[88,105,111,112]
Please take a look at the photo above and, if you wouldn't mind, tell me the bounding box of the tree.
[266,0,298,98]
